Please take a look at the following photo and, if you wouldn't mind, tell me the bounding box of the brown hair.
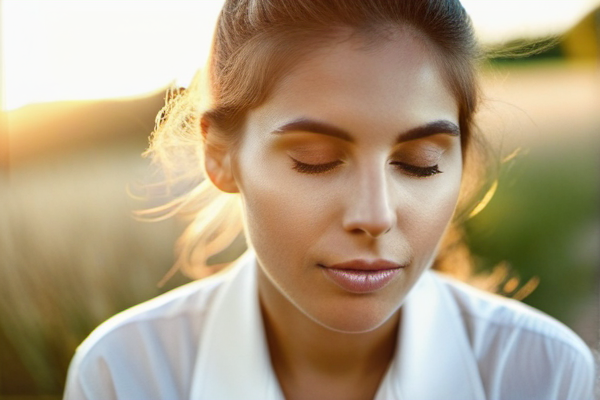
[143,0,489,281]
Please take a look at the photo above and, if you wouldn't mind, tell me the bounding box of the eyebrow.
[272,118,460,143]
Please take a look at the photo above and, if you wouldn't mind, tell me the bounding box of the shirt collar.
[376,270,486,400]
[189,253,283,400]
[190,254,485,400]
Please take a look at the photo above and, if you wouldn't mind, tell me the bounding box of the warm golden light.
[1,0,224,110]
[0,0,598,111]
[461,0,600,42]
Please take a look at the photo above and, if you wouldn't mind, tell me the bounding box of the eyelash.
[390,161,442,177]
[292,159,343,174]
[291,158,442,177]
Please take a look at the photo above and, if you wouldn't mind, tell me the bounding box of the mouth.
[318,259,405,294]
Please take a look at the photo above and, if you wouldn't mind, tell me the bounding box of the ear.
[201,116,239,193]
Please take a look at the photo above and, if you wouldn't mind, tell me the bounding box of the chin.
[302,297,403,334]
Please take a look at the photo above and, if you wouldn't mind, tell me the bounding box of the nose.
[342,165,396,238]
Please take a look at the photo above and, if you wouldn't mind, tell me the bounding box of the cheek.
[233,149,331,262]
[402,165,462,261]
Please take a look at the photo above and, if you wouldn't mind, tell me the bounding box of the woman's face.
[217,30,463,333]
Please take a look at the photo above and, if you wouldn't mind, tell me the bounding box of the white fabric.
[64,253,596,400]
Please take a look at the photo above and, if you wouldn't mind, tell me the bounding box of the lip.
[319,259,405,294]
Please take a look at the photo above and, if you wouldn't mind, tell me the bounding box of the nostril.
[345,221,393,238]
[348,227,365,235]
[371,224,392,238]
[342,198,395,237]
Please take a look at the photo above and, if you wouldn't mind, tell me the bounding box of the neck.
[258,268,400,396]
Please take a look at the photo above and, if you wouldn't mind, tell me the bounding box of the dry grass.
[0,141,188,394]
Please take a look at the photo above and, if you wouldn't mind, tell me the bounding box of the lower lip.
[321,267,401,294]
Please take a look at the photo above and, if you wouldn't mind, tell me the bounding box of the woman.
[64,1,595,399]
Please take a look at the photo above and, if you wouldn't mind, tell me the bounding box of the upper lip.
[323,259,404,271]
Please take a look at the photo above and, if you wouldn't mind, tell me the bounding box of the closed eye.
[291,157,441,177]
[291,158,343,174]
[390,161,442,177]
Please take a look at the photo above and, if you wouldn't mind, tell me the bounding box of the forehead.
[245,28,458,141]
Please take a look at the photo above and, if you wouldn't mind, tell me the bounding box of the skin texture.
[204,28,463,400]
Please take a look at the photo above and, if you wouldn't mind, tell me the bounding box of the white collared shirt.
[64,253,596,400]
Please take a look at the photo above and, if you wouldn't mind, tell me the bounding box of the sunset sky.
[1,0,599,111]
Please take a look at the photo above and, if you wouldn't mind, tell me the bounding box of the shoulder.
[432,272,596,400]
[64,268,233,400]
[81,270,226,350]
[434,272,590,353]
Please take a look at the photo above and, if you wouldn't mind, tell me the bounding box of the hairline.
[218,23,464,154]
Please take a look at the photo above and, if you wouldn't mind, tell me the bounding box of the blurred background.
[0,0,598,398]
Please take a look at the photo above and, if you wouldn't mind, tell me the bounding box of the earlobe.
[201,116,239,194]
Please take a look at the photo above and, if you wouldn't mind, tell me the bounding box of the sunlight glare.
[1,0,598,111]
[461,0,600,42]
[1,0,223,110]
